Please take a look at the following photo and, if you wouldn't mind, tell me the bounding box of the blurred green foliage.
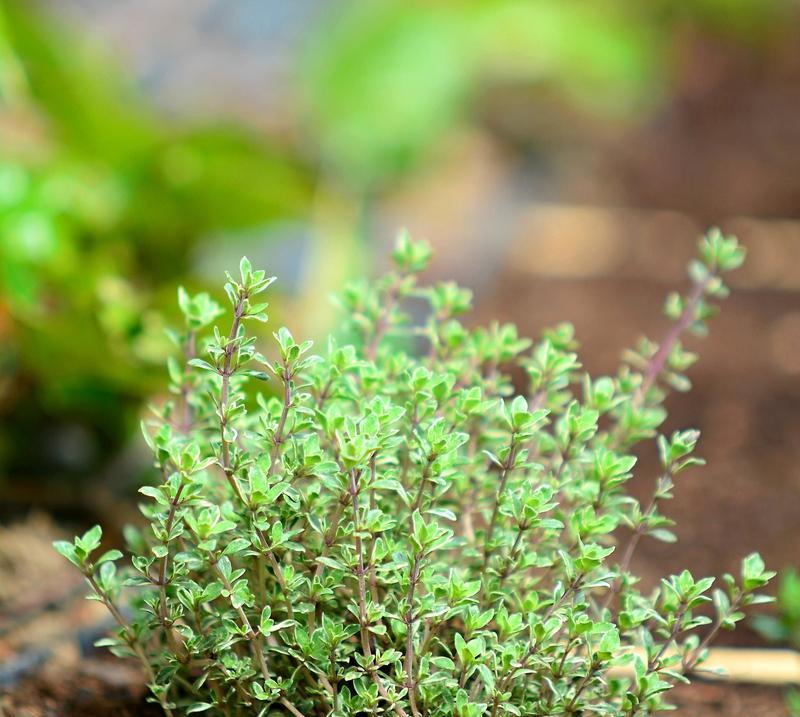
[0,0,792,493]
[302,0,790,186]
[752,568,800,649]
[303,0,661,186]
[0,2,311,484]
[751,568,800,716]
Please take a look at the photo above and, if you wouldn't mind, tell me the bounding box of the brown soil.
[0,661,159,717]
[672,681,788,717]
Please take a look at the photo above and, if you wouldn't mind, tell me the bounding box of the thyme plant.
[55,230,773,717]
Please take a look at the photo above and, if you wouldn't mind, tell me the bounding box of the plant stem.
[268,364,293,477]
[601,464,675,614]
[564,651,595,713]
[349,468,409,717]
[365,275,403,361]
[490,576,584,717]
[219,297,247,503]
[313,500,345,581]
[636,275,711,405]
[484,441,519,555]
[496,525,526,592]
[682,594,742,672]
[404,555,422,717]
[368,456,380,603]
[410,453,435,514]
[185,521,304,717]
[86,573,175,717]
[624,604,689,717]
[180,330,196,433]
[480,438,520,604]
[157,483,187,660]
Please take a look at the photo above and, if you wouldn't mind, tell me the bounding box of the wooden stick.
[609,647,800,685]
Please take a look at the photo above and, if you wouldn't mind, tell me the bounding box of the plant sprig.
[56,228,772,717]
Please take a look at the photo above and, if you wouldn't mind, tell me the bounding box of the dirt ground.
[671,681,788,716]
[0,662,162,717]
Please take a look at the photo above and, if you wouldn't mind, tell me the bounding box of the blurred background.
[1,0,800,712]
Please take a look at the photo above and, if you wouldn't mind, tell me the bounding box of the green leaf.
[53,540,81,567]
[79,525,103,553]
[96,549,123,565]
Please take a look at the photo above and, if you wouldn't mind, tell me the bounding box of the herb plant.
[752,568,800,650]
[55,229,772,717]
[751,568,800,717]
[1,2,310,484]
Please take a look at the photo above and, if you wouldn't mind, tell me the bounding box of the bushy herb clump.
[753,568,800,649]
[56,230,773,717]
